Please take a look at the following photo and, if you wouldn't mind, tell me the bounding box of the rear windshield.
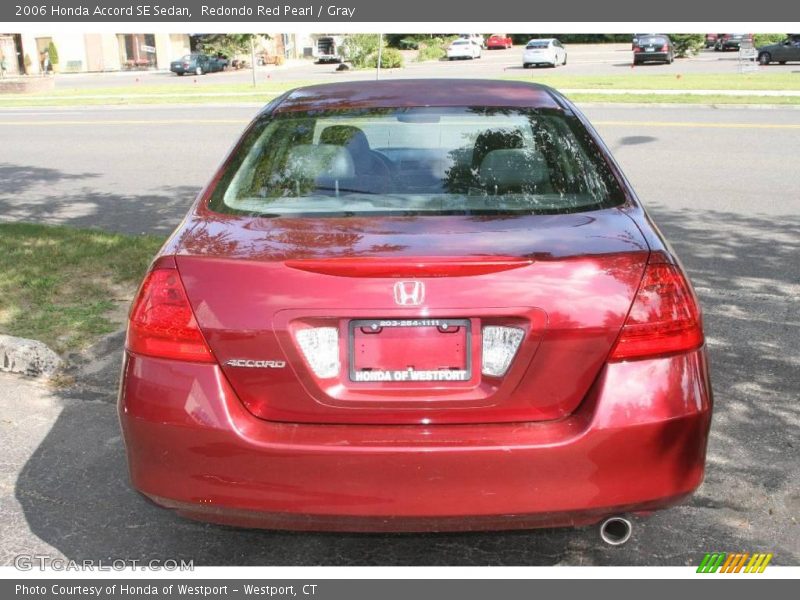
[207,106,625,218]
[526,41,551,48]
[639,36,668,45]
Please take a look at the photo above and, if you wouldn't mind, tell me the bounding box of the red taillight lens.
[126,268,214,363]
[609,258,704,361]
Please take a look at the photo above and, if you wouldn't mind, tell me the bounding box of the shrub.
[416,36,458,62]
[754,34,787,48]
[366,48,404,69]
[417,39,445,62]
[669,34,704,58]
[342,34,382,68]
[397,37,420,50]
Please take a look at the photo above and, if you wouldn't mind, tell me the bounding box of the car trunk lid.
[176,209,648,424]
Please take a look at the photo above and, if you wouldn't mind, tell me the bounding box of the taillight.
[609,256,704,361]
[126,267,214,363]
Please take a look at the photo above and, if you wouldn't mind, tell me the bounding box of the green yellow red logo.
[697,552,773,573]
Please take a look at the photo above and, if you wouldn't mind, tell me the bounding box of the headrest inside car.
[284,144,356,181]
[478,149,549,192]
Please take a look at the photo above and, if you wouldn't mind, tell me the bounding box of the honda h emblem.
[393,281,425,306]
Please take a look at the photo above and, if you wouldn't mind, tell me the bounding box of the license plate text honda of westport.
[118,80,712,542]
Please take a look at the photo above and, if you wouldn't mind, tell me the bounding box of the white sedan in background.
[522,38,567,68]
[459,33,486,48]
[447,39,482,60]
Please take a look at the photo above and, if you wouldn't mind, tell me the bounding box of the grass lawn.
[503,72,800,91]
[565,92,800,105]
[0,80,308,108]
[0,223,165,354]
[1,72,799,107]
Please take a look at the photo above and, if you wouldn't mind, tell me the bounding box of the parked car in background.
[118,79,712,540]
[210,54,229,70]
[169,53,225,76]
[447,38,482,60]
[704,34,719,48]
[522,38,566,68]
[757,34,800,64]
[631,33,656,50]
[459,34,485,48]
[633,35,674,65]
[715,33,753,51]
[486,34,513,49]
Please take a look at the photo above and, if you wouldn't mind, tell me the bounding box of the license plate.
[349,318,471,383]
[646,48,655,52]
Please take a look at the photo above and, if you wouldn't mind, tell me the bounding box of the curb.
[0,335,62,378]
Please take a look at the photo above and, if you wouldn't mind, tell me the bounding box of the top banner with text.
[3,0,796,22]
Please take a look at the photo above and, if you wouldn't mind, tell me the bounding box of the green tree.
[754,34,787,47]
[194,34,267,57]
[669,34,704,57]
[47,40,58,66]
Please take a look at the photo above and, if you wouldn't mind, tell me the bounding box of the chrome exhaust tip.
[599,516,633,546]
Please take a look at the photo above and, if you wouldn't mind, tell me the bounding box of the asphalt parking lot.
[52,43,800,90]
[0,102,798,566]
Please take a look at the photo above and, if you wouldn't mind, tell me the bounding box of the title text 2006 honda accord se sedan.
[118,80,712,543]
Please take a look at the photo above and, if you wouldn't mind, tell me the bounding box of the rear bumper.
[119,349,712,532]
[635,52,670,62]
[523,55,555,64]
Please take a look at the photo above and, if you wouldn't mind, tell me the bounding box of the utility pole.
[250,36,256,87]
[376,33,383,80]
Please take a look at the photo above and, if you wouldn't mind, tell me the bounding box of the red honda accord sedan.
[119,79,712,543]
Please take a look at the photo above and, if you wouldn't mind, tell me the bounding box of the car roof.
[271,79,562,113]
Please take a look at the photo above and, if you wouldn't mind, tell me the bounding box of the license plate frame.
[348,318,472,383]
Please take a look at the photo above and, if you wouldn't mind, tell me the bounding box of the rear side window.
[207,106,625,218]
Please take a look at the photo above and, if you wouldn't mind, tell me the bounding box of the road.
[52,44,800,90]
[2,103,799,233]
[0,103,798,566]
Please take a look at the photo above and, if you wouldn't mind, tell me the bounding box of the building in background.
[0,32,191,74]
